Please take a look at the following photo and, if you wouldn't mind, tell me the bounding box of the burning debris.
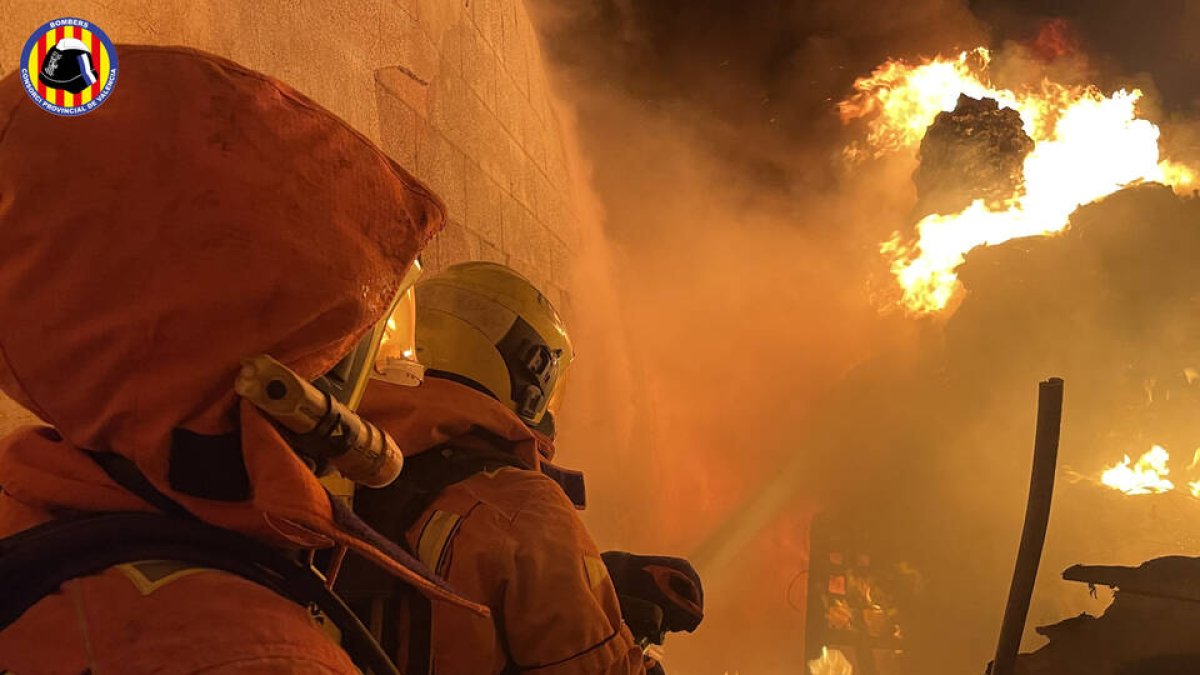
[842,49,1198,314]
[913,94,1033,219]
[933,183,1200,672]
[799,155,1200,670]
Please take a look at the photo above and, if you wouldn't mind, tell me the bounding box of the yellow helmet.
[415,262,573,430]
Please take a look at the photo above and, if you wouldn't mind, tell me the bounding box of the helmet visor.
[373,262,425,387]
[312,261,423,408]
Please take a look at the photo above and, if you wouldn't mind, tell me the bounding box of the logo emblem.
[19,18,118,116]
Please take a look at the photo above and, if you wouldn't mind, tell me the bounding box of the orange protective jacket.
[357,378,646,674]
[0,46,484,674]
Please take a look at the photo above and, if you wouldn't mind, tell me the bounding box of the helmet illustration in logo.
[39,38,99,94]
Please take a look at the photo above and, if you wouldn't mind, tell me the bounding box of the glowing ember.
[1029,18,1080,62]
[1101,445,1175,495]
[1187,448,1200,472]
[841,49,1199,314]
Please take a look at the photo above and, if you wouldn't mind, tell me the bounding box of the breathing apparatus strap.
[341,441,528,675]
[0,450,401,675]
[89,450,197,519]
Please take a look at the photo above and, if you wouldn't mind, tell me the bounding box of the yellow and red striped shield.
[19,18,118,115]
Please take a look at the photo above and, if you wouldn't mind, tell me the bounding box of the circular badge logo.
[19,18,118,116]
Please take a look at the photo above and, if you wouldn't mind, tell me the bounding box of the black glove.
[602,551,705,646]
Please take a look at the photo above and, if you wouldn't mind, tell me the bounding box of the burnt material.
[1010,557,1200,674]
[1064,557,1200,605]
[913,94,1034,219]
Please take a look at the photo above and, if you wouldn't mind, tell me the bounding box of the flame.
[841,49,1199,314]
[1101,445,1175,495]
[378,316,399,347]
[808,646,853,675]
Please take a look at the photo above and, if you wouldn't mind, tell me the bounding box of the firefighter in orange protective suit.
[0,46,485,673]
[345,262,705,674]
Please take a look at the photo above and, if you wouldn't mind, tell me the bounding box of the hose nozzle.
[235,354,403,487]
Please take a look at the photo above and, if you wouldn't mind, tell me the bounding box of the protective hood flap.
[0,45,445,472]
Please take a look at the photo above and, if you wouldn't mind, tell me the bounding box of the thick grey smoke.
[528,2,1200,674]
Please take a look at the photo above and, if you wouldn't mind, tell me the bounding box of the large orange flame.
[842,49,1198,314]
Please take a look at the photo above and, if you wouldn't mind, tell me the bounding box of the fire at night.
[6,3,1200,675]
[842,49,1197,314]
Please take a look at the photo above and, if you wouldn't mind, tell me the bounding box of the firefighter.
[348,261,704,674]
[0,46,483,673]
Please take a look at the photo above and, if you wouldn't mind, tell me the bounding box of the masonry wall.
[0,0,580,435]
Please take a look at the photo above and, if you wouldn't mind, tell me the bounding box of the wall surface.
[0,0,581,436]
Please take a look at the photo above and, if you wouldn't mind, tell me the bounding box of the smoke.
[972,0,1200,110]
[528,1,1200,674]
[527,1,983,672]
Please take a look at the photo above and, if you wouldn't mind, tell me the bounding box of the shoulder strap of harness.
[0,450,400,675]
[342,440,528,675]
[0,511,398,674]
[354,441,528,546]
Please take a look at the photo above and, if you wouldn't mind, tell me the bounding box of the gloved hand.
[601,551,704,648]
[644,654,666,675]
[643,643,670,675]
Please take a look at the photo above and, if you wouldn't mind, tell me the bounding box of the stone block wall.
[0,0,580,434]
